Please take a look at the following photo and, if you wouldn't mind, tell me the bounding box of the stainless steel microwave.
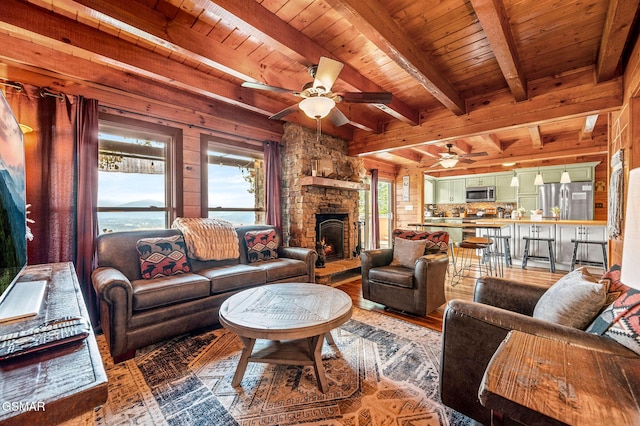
[465,186,496,202]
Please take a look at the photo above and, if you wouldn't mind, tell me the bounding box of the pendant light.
[510,171,519,187]
[534,168,544,186]
[560,166,571,184]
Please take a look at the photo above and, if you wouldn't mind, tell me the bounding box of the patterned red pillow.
[391,229,449,253]
[587,288,640,355]
[244,229,279,263]
[136,235,191,279]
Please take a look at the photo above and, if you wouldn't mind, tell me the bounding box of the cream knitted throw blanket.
[172,217,240,261]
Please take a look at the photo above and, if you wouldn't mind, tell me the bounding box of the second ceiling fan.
[242,57,393,127]
[431,143,488,168]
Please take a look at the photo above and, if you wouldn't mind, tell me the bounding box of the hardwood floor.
[338,265,568,332]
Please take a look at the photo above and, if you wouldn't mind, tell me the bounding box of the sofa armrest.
[439,299,635,424]
[360,249,393,299]
[278,246,317,282]
[474,276,548,316]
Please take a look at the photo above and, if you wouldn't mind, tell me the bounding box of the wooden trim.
[200,135,209,218]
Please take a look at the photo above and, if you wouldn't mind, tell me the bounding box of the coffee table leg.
[309,334,328,393]
[232,336,256,387]
[325,331,336,346]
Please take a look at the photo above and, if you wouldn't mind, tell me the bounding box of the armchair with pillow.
[439,266,639,425]
[360,229,449,316]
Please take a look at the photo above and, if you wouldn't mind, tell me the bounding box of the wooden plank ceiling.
[0,0,638,175]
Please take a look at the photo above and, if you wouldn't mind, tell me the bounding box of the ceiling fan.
[431,143,488,168]
[241,57,392,127]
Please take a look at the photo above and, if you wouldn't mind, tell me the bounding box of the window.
[97,115,182,233]
[203,140,265,225]
[359,176,393,249]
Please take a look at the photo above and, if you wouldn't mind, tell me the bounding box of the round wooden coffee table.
[219,282,353,393]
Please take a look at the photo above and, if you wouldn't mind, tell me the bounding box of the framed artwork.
[402,175,410,201]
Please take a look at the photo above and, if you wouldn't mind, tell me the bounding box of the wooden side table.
[0,263,108,426]
[479,330,640,425]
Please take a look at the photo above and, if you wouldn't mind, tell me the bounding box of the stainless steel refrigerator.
[538,182,594,220]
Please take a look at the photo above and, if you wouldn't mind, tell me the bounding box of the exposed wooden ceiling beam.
[470,0,527,101]
[202,0,420,125]
[349,67,622,155]
[452,140,473,154]
[580,114,599,140]
[64,0,379,133]
[389,149,423,163]
[528,126,542,146]
[412,145,443,159]
[324,0,466,115]
[480,134,503,152]
[0,38,284,142]
[0,0,352,140]
[596,0,640,82]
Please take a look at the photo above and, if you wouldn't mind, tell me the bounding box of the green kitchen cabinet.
[436,179,465,203]
[465,176,496,187]
[495,174,517,202]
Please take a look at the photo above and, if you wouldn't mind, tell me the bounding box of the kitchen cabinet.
[465,176,496,187]
[516,171,540,195]
[517,195,538,213]
[567,166,592,182]
[436,178,465,203]
[541,169,562,183]
[556,224,607,267]
[495,175,517,202]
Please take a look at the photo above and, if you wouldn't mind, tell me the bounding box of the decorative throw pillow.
[586,267,640,355]
[391,229,449,254]
[532,267,609,329]
[244,229,279,263]
[390,237,428,269]
[136,235,191,279]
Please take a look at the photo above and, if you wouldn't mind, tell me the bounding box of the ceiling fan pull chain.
[316,117,322,143]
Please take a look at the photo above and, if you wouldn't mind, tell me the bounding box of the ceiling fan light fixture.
[299,96,335,119]
[440,157,458,168]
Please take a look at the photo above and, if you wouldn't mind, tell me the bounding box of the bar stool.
[450,239,491,286]
[483,234,512,268]
[570,239,608,272]
[522,236,555,273]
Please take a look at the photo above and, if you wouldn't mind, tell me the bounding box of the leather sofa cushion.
[369,265,415,289]
[251,258,308,282]
[131,273,210,311]
[199,264,267,293]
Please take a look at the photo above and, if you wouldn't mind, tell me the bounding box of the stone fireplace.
[281,123,366,260]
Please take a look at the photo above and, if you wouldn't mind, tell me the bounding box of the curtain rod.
[0,80,65,101]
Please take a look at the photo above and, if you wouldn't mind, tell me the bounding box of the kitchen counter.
[475,219,606,226]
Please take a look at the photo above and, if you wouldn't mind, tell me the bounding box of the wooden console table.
[0,262,108,425]
[479,330,640,425]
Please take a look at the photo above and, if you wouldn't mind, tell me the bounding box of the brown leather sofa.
[360,230,449,316]
[439,276,637,425]
[92,225,316,363]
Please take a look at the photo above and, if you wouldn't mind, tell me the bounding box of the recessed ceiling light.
[502,162,516,166]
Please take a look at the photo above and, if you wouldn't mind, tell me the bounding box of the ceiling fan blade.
[242,81,300,95]
[340,92,392,104]
[460,151,489,158]
[459,158,475,164]
[269,104,299,120]
[327,107,350,127]
[314,57,343,91]
[429,161,444,168]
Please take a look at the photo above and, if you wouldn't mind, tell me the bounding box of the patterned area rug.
[92,308,472,425]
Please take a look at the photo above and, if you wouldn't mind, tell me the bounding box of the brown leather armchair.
[439,276,637,425]
[360,229,449,316]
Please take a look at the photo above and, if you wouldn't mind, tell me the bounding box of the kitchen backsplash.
[425,202,517,217]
